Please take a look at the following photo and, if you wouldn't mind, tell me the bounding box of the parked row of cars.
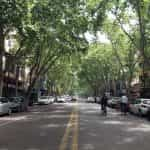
[56,95,77,103]
[0,95,78,116]
[87,97,101,103]
[38,96,55,105]
[129,98,150,116]
[37,95,77,105]
[108,97,150,120]
[0,96,26,116]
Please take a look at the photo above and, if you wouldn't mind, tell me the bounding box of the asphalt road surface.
[0,100,150,150]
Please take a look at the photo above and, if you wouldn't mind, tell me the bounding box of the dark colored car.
[8,97,21,112]
[71,96,77,102]
[8,97,26,112]
[146,107,150,121]
[17,97,26,112]
[107,97,121,109]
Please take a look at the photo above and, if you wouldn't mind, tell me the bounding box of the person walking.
[120,94,128,115]
[101,93,108,115]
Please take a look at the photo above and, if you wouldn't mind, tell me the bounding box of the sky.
[85,31,110,44]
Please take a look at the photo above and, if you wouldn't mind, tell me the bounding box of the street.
[1,1,150,150]
[0,100,150,150]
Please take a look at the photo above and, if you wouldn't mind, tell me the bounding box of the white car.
[96,97,101,103]
[49,96,55,103]
[64,96,72,102]
[0,97,11,115]
[57,96,66,103]
[107,97,120,108]
[38,96,51,105]
[87,97,95,103]
[129,98,150,116]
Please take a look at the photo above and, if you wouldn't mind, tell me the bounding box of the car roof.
[138,98,150,101]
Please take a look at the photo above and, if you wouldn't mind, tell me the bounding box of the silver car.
[129,98,150,116]
[8,97,21,112]
[49,96,55,103]
[107,97,120,108]
[0,97,11,115]
[57,96,66,103]
[38,96,51,105]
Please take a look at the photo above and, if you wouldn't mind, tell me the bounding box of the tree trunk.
[15,65,19,96]
[112,79,117,96]
[136,0,146,87]
[0,26,4,97]
[127,71,133,100]
[23,76,38,111]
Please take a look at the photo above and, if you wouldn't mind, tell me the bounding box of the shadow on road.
[79,103,150,150]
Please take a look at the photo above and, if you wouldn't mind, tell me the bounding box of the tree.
[109,0,150,87]
[46,58,75,95]
[0,0,89,108]
[102,19,139,96]
[78,43,119,96]
[22,0,89,105]
[88,0,150,96]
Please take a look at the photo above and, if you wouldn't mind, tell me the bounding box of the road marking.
[59,110,75,150]
[72,104,78,150]
[0,116,28,127]
[59,103,79,150]
[0,120,17,127]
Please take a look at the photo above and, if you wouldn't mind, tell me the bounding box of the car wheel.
[146,110,150,121]
[8,109,12,115]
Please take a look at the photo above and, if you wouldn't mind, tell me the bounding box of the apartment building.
[3,32,26,97]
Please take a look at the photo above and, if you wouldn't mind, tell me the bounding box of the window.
[0,98,8,103]
[135,99,141,104]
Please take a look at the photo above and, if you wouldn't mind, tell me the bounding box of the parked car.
[107,97,121,108]
[147,107,150,121]
[17,97,26,112]
[0,97,11,115]
[96,97,101,104]
[57,96,66,103]
[8,97,21,112]
[129,98,150,116]
[87,97,95,103]
[71,96,77,102]
[38,96,51,105]
[64,95,72,102]
[48,96,55,103]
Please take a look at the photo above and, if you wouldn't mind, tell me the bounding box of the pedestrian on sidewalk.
[120,94,128,115]
[101,93,108,115]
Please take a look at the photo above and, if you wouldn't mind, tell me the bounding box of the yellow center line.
[59,102,79,150]
[59,110,74,150]
[72,103,79,150]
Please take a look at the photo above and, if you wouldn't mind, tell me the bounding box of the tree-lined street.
[0,0,150,149]
[0,100,150,150]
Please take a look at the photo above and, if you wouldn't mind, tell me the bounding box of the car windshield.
[112,97,120,101]
[0,98,8,103]
[143,100,150,105]
[9,97,18,102]
[135,99,141,104]
[49,96,53,99]
[40,96,48,99]
[18,97,24,102]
